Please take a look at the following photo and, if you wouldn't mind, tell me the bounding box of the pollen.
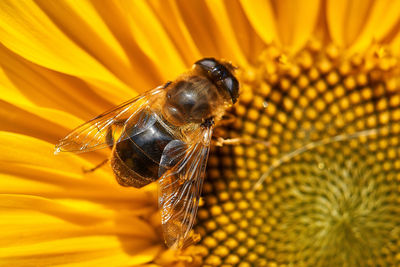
[194,42,400,266]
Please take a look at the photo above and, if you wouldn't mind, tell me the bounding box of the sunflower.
[1,0,399,266]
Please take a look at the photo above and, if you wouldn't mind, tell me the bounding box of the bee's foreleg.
[82,159,109,173]
[213,137,270,147]
[216,113,236,126]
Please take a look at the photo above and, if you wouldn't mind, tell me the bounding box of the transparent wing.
[158,126,213,249]
[55,86,165,154]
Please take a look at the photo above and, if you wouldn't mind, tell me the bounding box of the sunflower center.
[194,42,400,266]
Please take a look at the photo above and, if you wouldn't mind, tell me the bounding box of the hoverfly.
[55,58,239,248]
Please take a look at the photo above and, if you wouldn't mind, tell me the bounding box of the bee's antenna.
[82,159,109,173]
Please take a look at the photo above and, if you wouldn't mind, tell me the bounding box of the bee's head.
[194,58,239,104]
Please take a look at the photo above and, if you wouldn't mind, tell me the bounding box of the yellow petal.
[204,0,249,67]
[114,1,187,81]
[390,32,400,56]
[0,131,102,183]
[0,101,69,143]
[350,0,400,52]
[274,0,321,53]
[0,0,128,90]
[327,0,389,48]
[221,0,266,65]
[239,0,278,45]
[170,0,222,60]
[0,132,151,202]
[0,227,159,266]
[0,66,84,133]
[0,195,156,237]
[327,0,352,46]
[0,132,161,265]
[88,1,166,91]
[0,194,109,224]
[0,43,121,120]
[146,0,202,66]
[33,0,141,88]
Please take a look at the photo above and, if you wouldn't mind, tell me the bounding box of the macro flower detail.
[195,43,400,266]
[0,0,399,266]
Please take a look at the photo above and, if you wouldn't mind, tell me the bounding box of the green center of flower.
[193,43,400,266]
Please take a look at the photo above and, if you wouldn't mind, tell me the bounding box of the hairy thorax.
[162,76,228,127]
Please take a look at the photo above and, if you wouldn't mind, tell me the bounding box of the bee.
[55,58,239,249]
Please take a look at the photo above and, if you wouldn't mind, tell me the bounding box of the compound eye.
[211,65,228,81]
[194,58,218,71]
[221,76,239,104]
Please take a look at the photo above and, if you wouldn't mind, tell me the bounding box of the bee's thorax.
[162,76,228,127]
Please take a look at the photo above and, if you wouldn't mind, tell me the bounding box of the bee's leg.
[213,137,270,147]
[83,119,127,174]
[82,159,109,173]
[216,113,236,127]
